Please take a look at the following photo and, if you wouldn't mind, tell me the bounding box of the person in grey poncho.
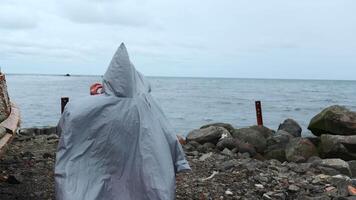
[55,43,190,200]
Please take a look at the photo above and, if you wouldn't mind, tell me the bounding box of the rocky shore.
[1,105,356,199]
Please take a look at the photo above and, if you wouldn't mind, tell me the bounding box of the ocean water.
[5,74,356,136]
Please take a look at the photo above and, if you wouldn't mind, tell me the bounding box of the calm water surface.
[6,74,356,136]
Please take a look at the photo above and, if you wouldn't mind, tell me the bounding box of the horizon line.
[5,72,356,82]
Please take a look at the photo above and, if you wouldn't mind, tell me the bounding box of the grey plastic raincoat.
[55,43,190,200]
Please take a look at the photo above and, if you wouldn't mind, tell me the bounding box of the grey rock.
[46,134,59,140]
[336,179,350,197]
[308,156,322,163]
[18,126,57,136]
[320,134,356,161]
[288,184,300,192]
[238,152,251,159]
[318,166,344,176]
[216,138,236,150]
[183,143,195,152]
[233,127,267,153]
[200,123,235,134]
[267,130,294,147]
[319,159,352,176]
[199,152,213,161]
[285,138,318,163]
[197,145,208,153]
[186,151,199,157]
[219,159,238,171]
[264,149,286,162]
[187,141,201,148]
[308,105,356,136]
[202,142,216,150]
[249,125,275,138]
[187,126,230,144]
[221,148,234,157]
[278,119,302,137]
[235,140,257,156]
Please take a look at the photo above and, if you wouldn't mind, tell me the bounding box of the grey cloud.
[56,0,152,27]
[0,38,100,61]
[0,6,38,29]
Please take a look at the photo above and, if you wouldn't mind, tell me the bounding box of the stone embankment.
[178,105,356,199]
[1,105,356,199]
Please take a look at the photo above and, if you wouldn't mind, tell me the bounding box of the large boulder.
[278,119,302,137]
[266,130,294,149]
[216,137,257,156]
[187,126,230,144]
[319,134,356,160]
[308,105,356,136]
[285,138,318,162]
[264,130,294,162]
[232,127,267,153]
[318,159,352,176]
[216,138,237,150]
[200,123,234,134]
[249,125,275,138]
[264,149,286,162]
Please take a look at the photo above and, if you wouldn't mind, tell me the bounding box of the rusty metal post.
[61,97,69,114]
[255,101,263,126]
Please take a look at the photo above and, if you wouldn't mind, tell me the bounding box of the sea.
[5,74,356,137]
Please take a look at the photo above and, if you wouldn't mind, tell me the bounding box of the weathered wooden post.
[61,97,69,114]
[255,101,263,126]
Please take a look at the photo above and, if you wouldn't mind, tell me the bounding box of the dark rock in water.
[233,127,267,153]
[285,138,318,162]
[319,159,352,176]
[187,126,230,144]
[308,105,356,136]
[65,74,71,77]
[320,134,356,161]
[200,123,234,134]
[278,119,302,137]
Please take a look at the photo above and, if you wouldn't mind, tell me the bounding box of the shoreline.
[0,125,355,199]
[1,104,356,199]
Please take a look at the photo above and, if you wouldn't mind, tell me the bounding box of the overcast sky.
[1,0,356,80]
